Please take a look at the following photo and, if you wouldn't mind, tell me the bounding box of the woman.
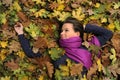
[14,17,113,76]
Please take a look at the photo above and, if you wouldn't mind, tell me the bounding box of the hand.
[14,22,24,35]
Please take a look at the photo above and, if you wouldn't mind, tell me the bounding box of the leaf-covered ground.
[0,0,120,80]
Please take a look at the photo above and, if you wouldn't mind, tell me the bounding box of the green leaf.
[24,23,43,38]
[49,48,64,60]
[114,20,120,31]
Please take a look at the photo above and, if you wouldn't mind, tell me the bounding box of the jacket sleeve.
[84,24,113,46]
[18,34,42,58]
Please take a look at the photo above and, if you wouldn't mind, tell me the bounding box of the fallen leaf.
[33,37,48,49]
[45,62,54,78]
[4,59,19,71]
[70,63,83,76]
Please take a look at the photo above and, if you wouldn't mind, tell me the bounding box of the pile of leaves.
[0,0,120,80]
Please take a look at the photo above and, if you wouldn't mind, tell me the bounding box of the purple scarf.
[59,36,100,69]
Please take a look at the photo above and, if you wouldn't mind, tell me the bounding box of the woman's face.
[60,23,80,39]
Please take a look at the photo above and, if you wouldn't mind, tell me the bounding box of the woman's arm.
[18,34,42,58]
[84,24,113,46]
[14,22,41,58]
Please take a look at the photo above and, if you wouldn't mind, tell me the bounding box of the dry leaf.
[87,63,97,79]
[45,62,54,78]
[49,2,58,10]
[4,59,19,71]
[111,32,120,54]
[70,63,83,76]
[33,37,48,49]
[8,40,21,53]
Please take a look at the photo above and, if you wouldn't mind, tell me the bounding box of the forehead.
[62,23,73,29]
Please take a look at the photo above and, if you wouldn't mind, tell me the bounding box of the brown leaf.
[17,11,28,22]
[2,29,17,40]
[87,63,97,79]
[4,59,19,71]
[87,9,94,15]
[33,37,48,49]
[31,55,51,69]
[19,0,34,8]
[49,2,58,10]
[47,39,57,48]
[17,11,31,27]
[8,40,21,53]
[1,0,13,6]
[45,62,54,78]
[111,32,120,54]
[70,63,83,76]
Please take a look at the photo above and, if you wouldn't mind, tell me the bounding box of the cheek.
[67,33,78,38]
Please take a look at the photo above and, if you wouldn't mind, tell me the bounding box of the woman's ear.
[76,32,80,36]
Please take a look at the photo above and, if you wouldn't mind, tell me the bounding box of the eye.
[65,29,68,32]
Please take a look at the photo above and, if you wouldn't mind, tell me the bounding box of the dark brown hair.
[63,17,84,40]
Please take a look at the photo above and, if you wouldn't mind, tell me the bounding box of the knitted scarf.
[59,36,100,69]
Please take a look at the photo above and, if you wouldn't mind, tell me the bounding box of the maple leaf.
[70,63,83,76]
[24,23,42,38]
[33,37,48,49]
[4,59,19,71]
[72,7,85,21]
[34,9,50,18]
[87,63,98,79]
[47,39,57,48]
[0,41,8,48]
[59,65,69,76]
[12,1,22,12]
[57,4,65,11]
[1,29,17,40]
[8,40,21,53]
[0,49,8,60]
[49,47,64,60]
[16,51,25,59]
[58,11,71,21]
[49,2,59,10]
[32,0,45,6]
[113,2,120,9]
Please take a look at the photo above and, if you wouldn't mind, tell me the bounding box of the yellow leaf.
[1,76,10,80]
[95,3,100,8]
[81,75,87,80]
[108,23,115,31]
[0,13,7,24]
[17,51,25,59]
[32,0,45,6]
[0,41,8,48]
[110,48,117,64]
[101,17,107,23]
[72,7,85,21]
[57,4,65,11]
[97,59,102,72]
[59,65,69,72]
[0,49,8,60]
[34,9,49,18]
[58,12,71,21]
[38,75,44,80]
[13,1,21,12]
